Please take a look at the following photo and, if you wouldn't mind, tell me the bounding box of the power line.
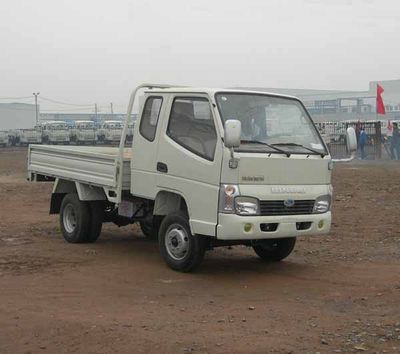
[39,96,93,107]
[40,107,96,112]
[0,106,36,111]
[0,96,33,100]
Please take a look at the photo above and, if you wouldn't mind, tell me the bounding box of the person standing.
[391,122,400,160]
[355,120,361,144]
[359,127,367,159]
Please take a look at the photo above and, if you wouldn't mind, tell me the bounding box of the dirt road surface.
[0,148,399,354]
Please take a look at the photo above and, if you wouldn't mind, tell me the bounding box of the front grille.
[259,200,315,216]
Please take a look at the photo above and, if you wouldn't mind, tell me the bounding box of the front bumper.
[216,212,331,240]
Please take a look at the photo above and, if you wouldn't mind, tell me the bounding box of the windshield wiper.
[241,140,291,157]
[271,143,326,158]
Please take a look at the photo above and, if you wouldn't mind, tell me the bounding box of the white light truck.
[18,127,42,146]
[0,131,9,147]
[27,84,357,272]
[97,120,123,144]
[41,121,70,145]
[70,120,97,144]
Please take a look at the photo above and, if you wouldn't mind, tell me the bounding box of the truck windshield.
[51,124,67,130]
[105,123,122,129]
[77,123,94,129]
[215,93,326,154]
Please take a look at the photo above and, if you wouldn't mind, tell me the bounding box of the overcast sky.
[1,0,399,112]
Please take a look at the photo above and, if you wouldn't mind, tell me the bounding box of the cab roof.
[143,87,299,100]
[42,120,67,124]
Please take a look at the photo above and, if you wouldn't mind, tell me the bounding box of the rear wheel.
[139,219,159,240]
[158,212,206,272]
[252,237,296,261]
[87,202,104,243]
[60,194,90,243]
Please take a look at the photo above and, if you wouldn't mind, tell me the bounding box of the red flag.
[376,84,386,115]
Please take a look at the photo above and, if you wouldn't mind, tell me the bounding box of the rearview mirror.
[346,127,357,152]
[224,120,241,148]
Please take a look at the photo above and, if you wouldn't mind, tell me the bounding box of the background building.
[239,79,400,122]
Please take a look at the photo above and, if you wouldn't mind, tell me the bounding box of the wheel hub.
[165,225,189,261]
[63,204,77,233]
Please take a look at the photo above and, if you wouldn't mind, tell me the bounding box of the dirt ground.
[0,148,399,354]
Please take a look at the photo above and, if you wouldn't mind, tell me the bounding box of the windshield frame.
[214,91,328,155]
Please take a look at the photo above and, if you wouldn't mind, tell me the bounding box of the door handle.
[157,162,168,173]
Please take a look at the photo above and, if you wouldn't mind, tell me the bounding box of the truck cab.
[41,121,70,144]
[97,120,123,144]
[27,85,357,272]
[18,126,42,146]
[130,88,333,258]
[70,120,97,144]
[126,121,135,142]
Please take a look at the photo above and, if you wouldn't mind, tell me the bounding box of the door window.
[139,96,163,142]
[167,97,217,161]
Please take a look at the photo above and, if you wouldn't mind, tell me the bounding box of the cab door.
[156,94,223,236]
[130,94,166,199]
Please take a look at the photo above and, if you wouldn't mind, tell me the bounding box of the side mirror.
[224,119,241,148]
[346,127,357,152]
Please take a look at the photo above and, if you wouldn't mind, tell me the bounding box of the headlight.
[219,184,240,213]
[313,195,332,214]
[235,196,259,215]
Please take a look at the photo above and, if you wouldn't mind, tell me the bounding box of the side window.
[139,96,163,142]
[167,97,217,161]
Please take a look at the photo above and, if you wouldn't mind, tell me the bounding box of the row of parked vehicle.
[0,120,136,147]
[315,119,398,145]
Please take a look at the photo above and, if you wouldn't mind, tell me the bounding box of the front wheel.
[158,212,206,272]
[252,237,296,261]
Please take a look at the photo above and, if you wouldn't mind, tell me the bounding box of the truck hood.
[221,150,331,185]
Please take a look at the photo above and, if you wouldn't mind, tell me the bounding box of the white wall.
[0,103,36,130]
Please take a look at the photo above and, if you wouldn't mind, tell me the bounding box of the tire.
[252,237,296,261]
[60,194,91,243]
[87,202,104,243]
[139,219,159,240]
[158,211,206,272]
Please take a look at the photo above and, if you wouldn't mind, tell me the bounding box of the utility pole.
[110,102,114,117]
[94,103,98,121]
[33,92,40,124]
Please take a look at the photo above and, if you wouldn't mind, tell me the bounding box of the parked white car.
[70,120,97,144]
[41,121,70,144]
[97,120,123,144]
[18,127,42,146]
[0,131,9,147]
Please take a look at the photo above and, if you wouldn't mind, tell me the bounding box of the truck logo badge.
[284,199,295,207]
[271,187,306,194]
[241,176,264,182]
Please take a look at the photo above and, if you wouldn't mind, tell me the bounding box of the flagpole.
[376,83,378,123]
